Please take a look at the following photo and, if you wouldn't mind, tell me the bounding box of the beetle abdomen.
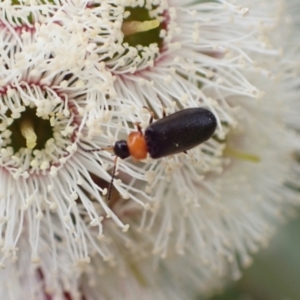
[144,108,217,159]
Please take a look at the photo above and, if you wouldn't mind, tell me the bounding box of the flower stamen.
[20,118,37,150]
[122,19,160,36]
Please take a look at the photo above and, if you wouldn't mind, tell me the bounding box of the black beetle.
[114,107,217,160]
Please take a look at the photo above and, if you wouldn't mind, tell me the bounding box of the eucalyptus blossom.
[0,0,299,299]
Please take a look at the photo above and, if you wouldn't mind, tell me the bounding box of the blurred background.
[208,217,300,300]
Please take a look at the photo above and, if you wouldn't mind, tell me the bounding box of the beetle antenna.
[107,156,118,202]
[78,143,113,153]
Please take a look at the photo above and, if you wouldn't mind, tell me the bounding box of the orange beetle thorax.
[127,131,148,160]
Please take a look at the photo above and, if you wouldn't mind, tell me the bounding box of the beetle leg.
[107,156,118,203]
[134,122,143,133]
[183,150,188,154]
[162,106,167,118]
[156,94,167,118]
[142,106,155,124]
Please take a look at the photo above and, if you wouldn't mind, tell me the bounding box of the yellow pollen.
[20,119,37,149]
[224,147,260,163]
[122,19,160,36]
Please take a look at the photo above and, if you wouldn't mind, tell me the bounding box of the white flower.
[0,0,299,299]
[0,29,119,297]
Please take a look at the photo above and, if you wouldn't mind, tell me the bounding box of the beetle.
[113,107,217,160]
[81,107,217,202]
